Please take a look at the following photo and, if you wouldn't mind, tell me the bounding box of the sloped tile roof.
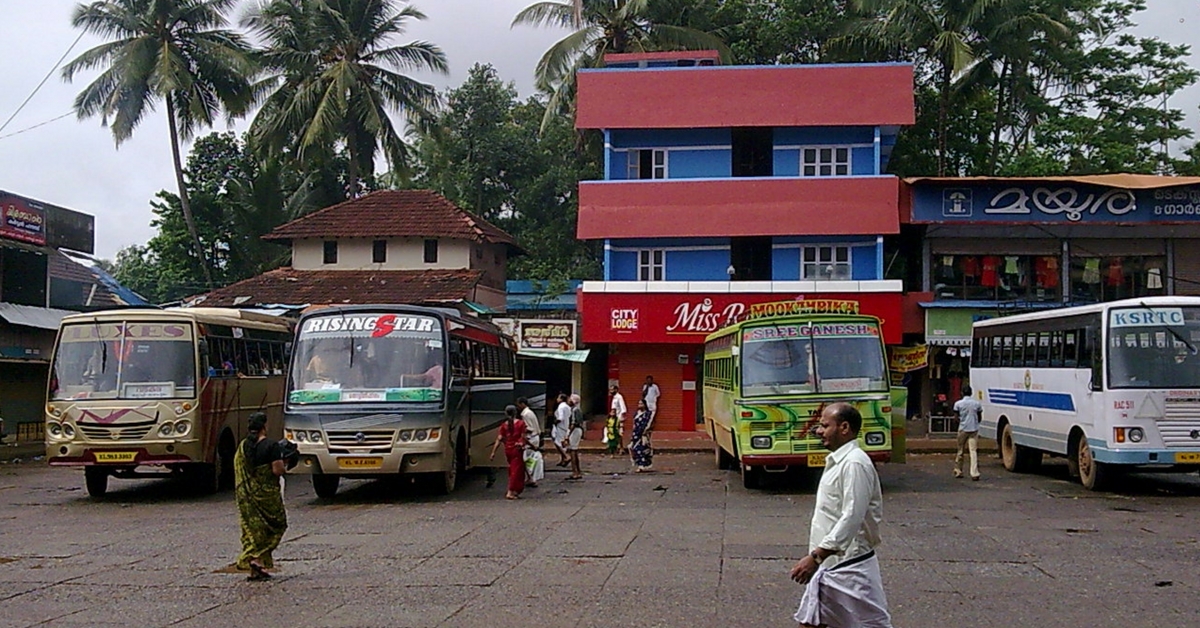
[264,190,519,249]
[191,268,485,308]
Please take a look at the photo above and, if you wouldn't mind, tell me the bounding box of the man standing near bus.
[790,403,892,628]
[610,384,628,453]
[953,385,982,481]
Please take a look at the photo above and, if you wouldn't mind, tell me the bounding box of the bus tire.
[216,432,236,491]
[715,442,734,470]
[1076,437,1110,491]
[84,467,108,497]
[188,463,220,495]
[434,440,460,495]
[1000,422,1042,473]
[312,474,340,499]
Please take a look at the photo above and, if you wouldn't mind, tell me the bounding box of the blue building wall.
[606,236,884,282]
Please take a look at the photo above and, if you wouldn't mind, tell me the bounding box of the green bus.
[702,300,894,488]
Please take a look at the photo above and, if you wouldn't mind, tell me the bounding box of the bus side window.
[1062,330,1078,368]
[1082,327,1101,389]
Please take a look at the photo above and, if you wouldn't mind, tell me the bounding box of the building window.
[323,240,338,264]
[638,249,665,281]
[372,239,387,263]
[801,147,850,177]
[1070,255,1166,303]
[802,246,851,280]
[424,239,438,263]
[931,254,1062,302]
[627,149,667,179]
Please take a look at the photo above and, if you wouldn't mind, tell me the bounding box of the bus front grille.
[1156,419,1200,448]
[78,421,155,441]
[326,429,395,451]
[748,422,788,432]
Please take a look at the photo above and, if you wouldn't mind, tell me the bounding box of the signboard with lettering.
[888,345,928,373]
[0,193,47,245]
[909,182,1200,224]
[492,318,577,351]
[579,292,903,344]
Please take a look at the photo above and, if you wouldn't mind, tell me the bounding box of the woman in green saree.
[234,412,287,581]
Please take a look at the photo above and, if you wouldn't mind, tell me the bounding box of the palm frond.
[512,1,576,29]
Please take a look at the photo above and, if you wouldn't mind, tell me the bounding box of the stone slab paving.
[2,451,1200,627]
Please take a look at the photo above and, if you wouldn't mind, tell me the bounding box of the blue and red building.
[575,51,915,431]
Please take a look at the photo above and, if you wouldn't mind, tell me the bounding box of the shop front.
[918,306,998,434]
[492,316,591,413]
[578,289,904,431]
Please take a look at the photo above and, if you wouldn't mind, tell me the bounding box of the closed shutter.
[614,343,693,431]
[1174,239,1200,296]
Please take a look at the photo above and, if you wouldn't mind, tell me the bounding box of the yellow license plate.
[94,452,137,463]
[807,453,827,468]
[337,457,383,469]
[1175,452,1200,463]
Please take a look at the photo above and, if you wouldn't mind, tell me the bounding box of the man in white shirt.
[516,396,543,487]
[551,393,571,467]
[609,384,627,453]
[790,403,892,628]
[641,375,661,425]
[953,385,983,481]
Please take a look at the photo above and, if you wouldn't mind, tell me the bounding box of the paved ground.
[2,451,1199,628]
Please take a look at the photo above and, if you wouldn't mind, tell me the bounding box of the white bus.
[971,296,1200,490]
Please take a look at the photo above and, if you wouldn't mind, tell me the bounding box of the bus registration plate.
[94,452,137,463]
[807,453,827,468]
[337,457,383,469]
[1175,452,1200,463]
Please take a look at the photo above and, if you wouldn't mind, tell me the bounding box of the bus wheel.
[84,467,108,497]
[188,463,220,495]
[435,441,460,495]
[1000,423,1042,473]
[312,474,340,499]
[741,462,761,489]
[1077,438,1110,491]
[714,443,733,470]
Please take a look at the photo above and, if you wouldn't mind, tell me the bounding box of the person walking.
[551,393,571,467]
[641,375,660,425]
[953,385,983,481]
[490,405,527,500]
[517,397,543,488]
[235,412,288,581]
[564,393,585,480]
[629,399,654,472]
[609,384,628,453]
[790,403,892,628]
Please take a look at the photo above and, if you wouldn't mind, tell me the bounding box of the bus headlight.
[415,429,429,442]
[865,432,886,446]
[750,436,772,449]
[295,431,308,443]
[62,423,75,439]
[158,423,175,438]
[399,430,412,442]
[47,422,63,438]
[308,431,323,444]
[174,421,191,436]
[1128,427,1145,443]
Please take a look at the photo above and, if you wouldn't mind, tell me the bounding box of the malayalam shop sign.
[0,193,46,244]
[911,182,1200,224]
[494,318,578,351]
[581,292,903,344]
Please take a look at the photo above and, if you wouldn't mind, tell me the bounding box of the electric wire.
[0,29,86,135]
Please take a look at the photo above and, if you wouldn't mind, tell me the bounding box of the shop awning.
[0,302,74,330]
[517,348,591,363]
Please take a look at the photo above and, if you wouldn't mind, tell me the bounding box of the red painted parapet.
[577,176,901,239]
[577,63,915,129]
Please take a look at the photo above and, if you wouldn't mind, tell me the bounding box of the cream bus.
[45,308,293,497]
[972,296,1200,490]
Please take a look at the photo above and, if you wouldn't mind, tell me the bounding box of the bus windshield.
[50,321,197,400]
[1108,306,1200,389]
[740,321,888,397]
[289,312,445,404]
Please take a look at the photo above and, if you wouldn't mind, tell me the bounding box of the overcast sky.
[0,1,1197,260]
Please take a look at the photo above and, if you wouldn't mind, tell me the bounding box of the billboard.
[0,193,46,245]
[909,182,1200,224]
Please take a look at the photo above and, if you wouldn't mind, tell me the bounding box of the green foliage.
[408,64,603,282]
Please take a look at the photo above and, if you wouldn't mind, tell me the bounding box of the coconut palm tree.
[512,0,730,131]
[63,0,255,288]
[243,0,448,194]
[840,0,1068,176]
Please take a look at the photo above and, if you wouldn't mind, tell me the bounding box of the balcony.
[577,176,900,240]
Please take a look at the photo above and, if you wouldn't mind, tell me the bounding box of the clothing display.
[1147,267,1164,290]
[1106,257,1124,287]
[1035,256,1059,288]
[1082,258,1101,284]
[981,256,999,287]
[961,256,979,278]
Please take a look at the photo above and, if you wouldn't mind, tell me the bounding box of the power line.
[0,29,86,135]
[0,111,74,141]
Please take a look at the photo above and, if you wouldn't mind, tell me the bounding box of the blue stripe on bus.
[986,388,1076,412]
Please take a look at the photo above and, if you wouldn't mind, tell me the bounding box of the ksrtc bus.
[972,296,1200,490]
[46,308,294,497]
[703,300,894,488]
[283,305,515,498]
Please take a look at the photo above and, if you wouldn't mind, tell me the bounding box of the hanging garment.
[938,255,956,280]
[1082,258,1101,284]
[1034,257,1057,288]
[981,256,1000,287]
[961,256,980,278]
[1106,257,1124,287]
[1147,267,1164,290]
[1004,256,1020,274]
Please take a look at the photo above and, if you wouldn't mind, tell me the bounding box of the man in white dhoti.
[790,403,892,628]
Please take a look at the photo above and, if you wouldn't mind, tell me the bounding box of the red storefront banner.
[579,291,904,345]
[0,194,46,245]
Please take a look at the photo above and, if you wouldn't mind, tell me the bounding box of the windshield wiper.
[1139,300,1198,355]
